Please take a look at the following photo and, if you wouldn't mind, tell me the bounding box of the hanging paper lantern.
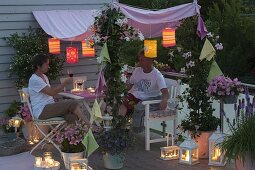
[144,40,157,58]
[162,28,176,47]
[48,38,60,54]
[66,47,78,63]
[82,41,95,57]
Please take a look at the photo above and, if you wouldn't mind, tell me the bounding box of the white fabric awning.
[113,1,200,24]
[33,10,96,41]
[33,1,200,39]
[113,1,200,37]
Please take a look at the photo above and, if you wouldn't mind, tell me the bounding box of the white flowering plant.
[92,6,142,125]
[5,28,64,88]
[91,6,142,156]
[171,18,222,136]
[168,32,223,75]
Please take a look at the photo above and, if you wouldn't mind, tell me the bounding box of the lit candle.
[71,163,81,170]
[35,157,42,167]
[28,139,34,145]
[54,161,60,167]
[87,87,95,93]
[185,150,190,161]
[33,136,39,143]
[22,92,25,98]
[44,152,52,166]
[46,158,54,166]
[14,120,20,128]
[87,87,93,91]
[212,148,220,161]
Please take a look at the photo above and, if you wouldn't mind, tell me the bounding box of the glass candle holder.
[35,157,42,167]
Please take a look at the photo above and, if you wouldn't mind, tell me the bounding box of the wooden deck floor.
[31,132,236,170]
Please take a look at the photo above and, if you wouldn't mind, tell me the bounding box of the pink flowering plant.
[55,121,89,153]
[207,75,244,99]
[18,105,32,122]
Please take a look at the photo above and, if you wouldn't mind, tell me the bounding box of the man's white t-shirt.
[28,74,55,119]
[129,67,167,100]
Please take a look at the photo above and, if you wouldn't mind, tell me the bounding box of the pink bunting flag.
[95,70,106,95]
[197,16,208,40]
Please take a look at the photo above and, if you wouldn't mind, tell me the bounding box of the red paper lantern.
[66,47,78,63]
[82,41,95,57]
[162,28,176,47]
[48,38,60,54]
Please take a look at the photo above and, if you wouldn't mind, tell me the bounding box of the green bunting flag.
[207,60,223,83]
[100,43,111,63]
[91,99,103,123]
[82,129,99,157]
[199,38,216,61]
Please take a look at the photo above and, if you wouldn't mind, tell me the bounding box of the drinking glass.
[75,79,84,91]
[67,69,73,77]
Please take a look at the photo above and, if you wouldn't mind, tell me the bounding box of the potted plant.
[91,6,142,168]
[207,75,244,104]
[96,128,134,169]
[221,91,255,170]
[171,18,221,158]
[55,121,89,169]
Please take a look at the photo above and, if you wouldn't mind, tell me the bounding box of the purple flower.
[224,88,255,133]
[19,105,32,122]
[54,120,89,152]
[207,76,244,99]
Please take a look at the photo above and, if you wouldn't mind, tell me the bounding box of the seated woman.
[28,54,90,125]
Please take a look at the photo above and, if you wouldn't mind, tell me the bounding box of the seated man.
[28,54,90,125]
[119,49,169,117]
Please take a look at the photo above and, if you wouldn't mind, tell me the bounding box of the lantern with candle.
[161,146,180,160]
[208,126,226,166]
[48,38,61,54]
[70,158,89,170]
[179,135,199,165]
[18,89,28,103]
[82,41,95,57]
[8,116,23,139]
[144,40,157,58]
[102,114,113,131]
[160,133,179,160]
[66,47,78,64]
[34,152,60,170]
[162,28,176,47]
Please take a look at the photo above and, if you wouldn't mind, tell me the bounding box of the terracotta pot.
[195,131,213,159]
[236,153,255,170]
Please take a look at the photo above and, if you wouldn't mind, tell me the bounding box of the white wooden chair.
[22,88,66,154]
[142,78,181,151]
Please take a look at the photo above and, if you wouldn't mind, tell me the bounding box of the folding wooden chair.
[142,78,181,151]
[22,88,66,154]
